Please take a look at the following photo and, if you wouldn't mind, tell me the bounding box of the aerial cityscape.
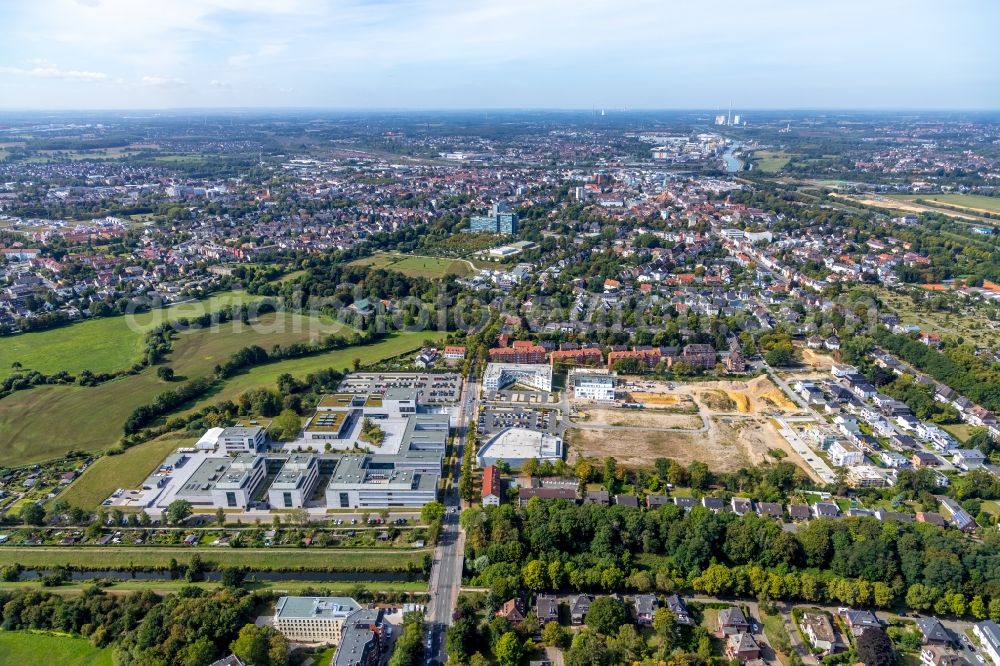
[1,2,1000,666]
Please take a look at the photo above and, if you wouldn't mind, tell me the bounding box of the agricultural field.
[0,330,440,465]
[57,432,197,510]
[751,149,792,173]
[0,546,428,572]
[0,632,113,666]
[0,290,267,380]
[349,252,473,278]
[831,193,995,224]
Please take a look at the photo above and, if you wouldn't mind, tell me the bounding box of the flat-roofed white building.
[219,426,267,453]
[209,454,268,509]
[483,362,552,392]
[268,454,320,508]
[570,370,616,401]
[477,427,562,469]
[273,596,361,643]
[325,455,440,509]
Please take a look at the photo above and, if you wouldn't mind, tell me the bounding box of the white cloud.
[0,65,109,81]
[208,79,232,88]
[140,75,186,87]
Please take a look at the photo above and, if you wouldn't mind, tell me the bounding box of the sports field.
[0,330,441,465]
[349,252,473,278]
[0,290,268,380]
[57,432,197,509]
[0,632,113,666]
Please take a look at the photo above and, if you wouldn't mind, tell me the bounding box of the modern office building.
[483,362,552,392]
[267,454,320,508]
[326,454,440,509]
[273,596,361,643]
[570,370,617,401]
[218,426,267,453]
[470,201,518,235]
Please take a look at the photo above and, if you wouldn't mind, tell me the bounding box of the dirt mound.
[725,391,751,413]
[700,390,736,411]
[628,392,680,406]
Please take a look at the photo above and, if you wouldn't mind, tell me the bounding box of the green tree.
[542,621,565,647]
[179,637,217,666]
[765,344,794,367]
[166,499,192,525]
[230,624,288,666]
[522,559,548,592]
[268,409,302,441]
[493,631,524,666]
[653,608,679,649]
[585,596,627,636]
[156,366,175,381]
[20,502,45,526]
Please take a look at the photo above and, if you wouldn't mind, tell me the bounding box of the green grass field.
[0,632,113,666]
[349,252,473,278]
[891,194,1000,215]
[177,330,445,415]
[752,150,792,174]
[942,423,977,445]
[0,546,428,572]
[0,579,427,597]
[0,290,267,380]
[58,432,197,509]
[0,330,440,465]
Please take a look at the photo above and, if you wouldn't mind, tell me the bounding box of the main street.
[425,372,477,665]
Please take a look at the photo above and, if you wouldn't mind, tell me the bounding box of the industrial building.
[477,427,563,469]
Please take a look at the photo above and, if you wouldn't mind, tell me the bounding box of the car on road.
[838,607,848,613]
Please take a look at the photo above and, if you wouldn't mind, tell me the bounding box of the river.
[722,141,745,173]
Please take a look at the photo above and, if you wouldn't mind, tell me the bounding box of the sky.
[0,0,998,111]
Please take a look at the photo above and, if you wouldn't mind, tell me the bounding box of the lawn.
[942,423,977,445]
[891,194,1000,215]
[0,579,427,596]
[177,330,446,415]
[0,330,440,465]
[752,150,792,174]
[0,290,267,380]
[348,252,472,278]
[0,546,428,572]
[58,432,197,509]
[0,631,113,666]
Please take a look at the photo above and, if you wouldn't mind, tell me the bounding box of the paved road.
[425,373,477,665]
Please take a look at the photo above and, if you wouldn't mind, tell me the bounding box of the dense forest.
[461,499,1000,618]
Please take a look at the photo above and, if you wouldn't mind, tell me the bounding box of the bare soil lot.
[567,376,804,472]
[580,408,703,429]
[569,416,792,472]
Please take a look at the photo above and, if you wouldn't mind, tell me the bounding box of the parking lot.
[477,405,562,438]
[337,372,462,404]
[482,388,554,404]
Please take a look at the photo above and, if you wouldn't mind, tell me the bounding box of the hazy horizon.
[1,0,998,111]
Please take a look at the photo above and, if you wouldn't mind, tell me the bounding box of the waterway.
[722,141,745,173]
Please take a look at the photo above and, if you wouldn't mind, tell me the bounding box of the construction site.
[567,376,819,478]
